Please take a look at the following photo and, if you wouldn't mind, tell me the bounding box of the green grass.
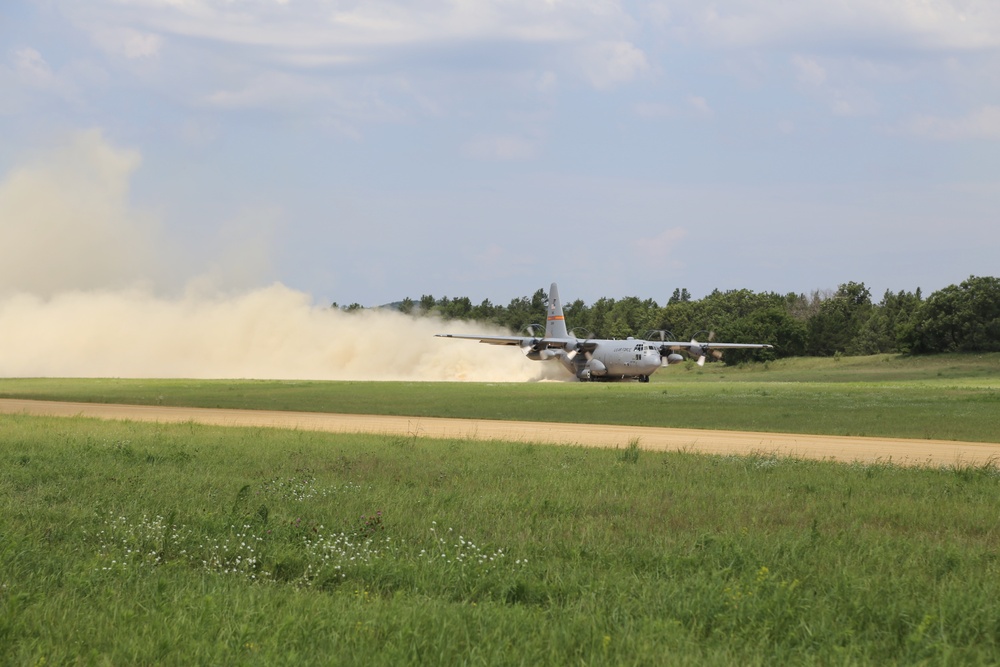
[2,353,999,442]
[4,413,1000,665]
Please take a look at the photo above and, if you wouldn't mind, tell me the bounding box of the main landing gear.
[580,375,650,383]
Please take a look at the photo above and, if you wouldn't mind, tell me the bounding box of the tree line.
[344,275,1000,360]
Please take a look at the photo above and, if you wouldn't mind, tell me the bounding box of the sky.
[2,0,999,311]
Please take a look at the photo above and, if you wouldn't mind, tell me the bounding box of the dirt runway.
[2,398,998,468]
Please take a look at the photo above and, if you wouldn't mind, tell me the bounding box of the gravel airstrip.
[2,398,998,468]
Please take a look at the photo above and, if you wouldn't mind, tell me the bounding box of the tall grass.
[4,414,1000,664]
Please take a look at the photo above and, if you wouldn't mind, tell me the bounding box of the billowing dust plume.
[0,131,542,381]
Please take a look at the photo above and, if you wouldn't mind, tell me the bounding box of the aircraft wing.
[656,339,773,366]
[434,333,533,346]
[665,342,773,350]
[435,333,581,349]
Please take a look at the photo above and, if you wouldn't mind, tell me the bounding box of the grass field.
[2,353,999,443]
[4,413,1000,665]
[4,354,1000,664]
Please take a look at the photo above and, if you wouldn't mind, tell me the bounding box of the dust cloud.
[0,130,162,296]
[0,131,540,381]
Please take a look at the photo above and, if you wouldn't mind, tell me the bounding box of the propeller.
[519,323,545,356]
[644,330,685,366]
[689,330,721,366]
[566,328,594,360]
[643,329,676,343]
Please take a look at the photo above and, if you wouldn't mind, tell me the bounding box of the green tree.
[657,299,698,342]
[418,294,436,314]
[563,299,591,336]
[439,296,472,320]
[853,289,922,354]
[668,288,691,305]
[501,288,548,333]
[806,282,873,356]
[904,276,1000,353]
[728,307,806,361]
[787,290,828,323]
[469,298,498,323]
[580,297,611,337]
[604,296,660,339]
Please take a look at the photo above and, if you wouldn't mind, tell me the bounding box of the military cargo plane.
[436,283,773,382]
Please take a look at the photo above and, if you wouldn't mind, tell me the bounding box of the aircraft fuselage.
[530,338,664,381]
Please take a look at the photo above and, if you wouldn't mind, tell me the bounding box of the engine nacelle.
[665,353,685,365]
[586,359,607,376]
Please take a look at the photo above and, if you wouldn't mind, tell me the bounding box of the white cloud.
[792,55,826,86]
[633,227,686,268]
[660,0,1000,51]
[686,95,713,117]
[903,106,1000,140]
[2,46,110,112]
[0,0,636,134]
[90,26,164,59]
[777,119,796,134]
[202,69,410,127]
[634,102,674,119]
[51,0,644,104]
[205,71,333,109]
[61,0,632,54]
[535,70,558,93]
[633,96,712,120]
[14,48,55,85]
[462,135,536,160]
[579,40,649,89]
[790,55,881,117]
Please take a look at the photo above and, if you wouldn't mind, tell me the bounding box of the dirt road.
[2,398,998,467]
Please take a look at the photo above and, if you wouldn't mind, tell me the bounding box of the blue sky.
[2,0,998,307]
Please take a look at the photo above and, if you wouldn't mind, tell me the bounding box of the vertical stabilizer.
[545,282,569,339]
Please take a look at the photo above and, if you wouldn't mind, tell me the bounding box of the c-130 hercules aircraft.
[437,283,773,382]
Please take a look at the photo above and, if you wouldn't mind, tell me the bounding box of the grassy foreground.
[2,354,999,442]
[4,414,1000,665]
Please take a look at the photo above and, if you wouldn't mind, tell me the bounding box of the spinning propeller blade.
[519,323,544,355]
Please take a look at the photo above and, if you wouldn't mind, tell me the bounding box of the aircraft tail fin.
[545,282,569,339]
